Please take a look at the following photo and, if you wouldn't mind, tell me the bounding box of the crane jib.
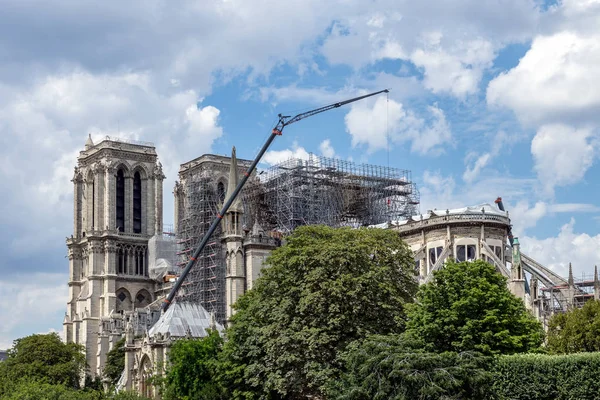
[162,88,390,312]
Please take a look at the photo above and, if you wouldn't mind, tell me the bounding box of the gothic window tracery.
[117,246,127,274]
[217,181,225,203]
[116,169,125,232]
[133,171,142,233]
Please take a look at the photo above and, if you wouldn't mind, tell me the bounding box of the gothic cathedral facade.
[63,135,165,377]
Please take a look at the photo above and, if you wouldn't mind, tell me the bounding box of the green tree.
[0,333,86,394]
[104,338,126,385]
[158,329,225,400]
[332,334,494,400]
[1,380,103,400]
[221,225,418,399]
[547,299,600,354]
[406,259,544,355]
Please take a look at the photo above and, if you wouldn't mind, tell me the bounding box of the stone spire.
[85,134,94,150]
[568,262,574,286]
[224,146,243,213]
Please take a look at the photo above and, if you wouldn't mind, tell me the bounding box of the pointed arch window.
[217,181,225,204]
[133,171,142,233]
[116,169,125,232]
[91,178,95,229]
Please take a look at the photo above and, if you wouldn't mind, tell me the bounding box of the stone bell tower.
[63,135,165,378]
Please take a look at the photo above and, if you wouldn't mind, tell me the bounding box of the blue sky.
[1,0,600,348]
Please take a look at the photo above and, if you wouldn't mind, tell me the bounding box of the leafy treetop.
[548,299,600,354]
[406,259,544,355]
[221,225,418,399]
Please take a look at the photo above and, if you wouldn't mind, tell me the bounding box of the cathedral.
[64,135,588,398]
[63,136,277,394]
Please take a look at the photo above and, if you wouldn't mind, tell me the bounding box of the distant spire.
[568,262,574,286]
[85,134,94,150]
[224,146,243,213]
[595,265,599,286]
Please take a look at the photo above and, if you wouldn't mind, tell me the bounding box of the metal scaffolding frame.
[175,153,419,324]
[176,173,225,324]
[247,153,420,233]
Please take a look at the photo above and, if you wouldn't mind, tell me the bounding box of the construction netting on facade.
[147,234,179,281]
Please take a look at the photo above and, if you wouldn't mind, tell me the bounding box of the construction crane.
[162,89,390,311]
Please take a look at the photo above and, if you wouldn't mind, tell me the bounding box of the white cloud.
[0,70,224,261]
[321,1,539,97]
[411,36,495,97]
[0,273,67,349]
[344,97,451,154]
[521,218,600,277]
[463,131,514,183]
[263,142,310,165]
[487,31,600,126]
[319,139,336,158]
[531,124,597,195]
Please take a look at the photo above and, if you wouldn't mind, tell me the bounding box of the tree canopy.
[104,338,126,386]
[157,329,225,400]
[221,225,418,399]
[0,333,86,391]
[405,259,544,355]
[547,299,600,354]
[332,334,494,400]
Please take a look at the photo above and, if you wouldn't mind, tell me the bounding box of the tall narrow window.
[217,181,225,203]
[116,169,125,232]
[91,179,95,229]
[118,248,124,274]
[133,172,142,233]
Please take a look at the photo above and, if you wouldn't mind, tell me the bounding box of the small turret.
[85,134,94,150]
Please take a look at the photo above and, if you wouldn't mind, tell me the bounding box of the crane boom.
[162,88,390,311]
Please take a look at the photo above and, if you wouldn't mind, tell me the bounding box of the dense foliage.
[406,259,544,355]
[104,338,126,385]
[491,352,600,400]
[221,225,418,399]
[157,329,225,400]
[332,334,494,400]
[547,299,600,354]
[0,333,149,400]
[0,333,86,392]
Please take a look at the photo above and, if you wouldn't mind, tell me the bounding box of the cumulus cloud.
[0,70,224,270]
[321,1,539,96]
[263,142,310,165]
[487,31,600,126]
[521,218,600,277]
[319,139,336,158]
[531,124,597,195]
[486,1,600,194]
[344,97,451,154]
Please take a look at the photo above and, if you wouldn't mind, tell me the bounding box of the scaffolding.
[246,154,420,233]
[176,172,225,324]
[175,153,419,324]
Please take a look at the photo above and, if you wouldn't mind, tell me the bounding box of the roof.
[369,203,509,229]
[148,302,223,338]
